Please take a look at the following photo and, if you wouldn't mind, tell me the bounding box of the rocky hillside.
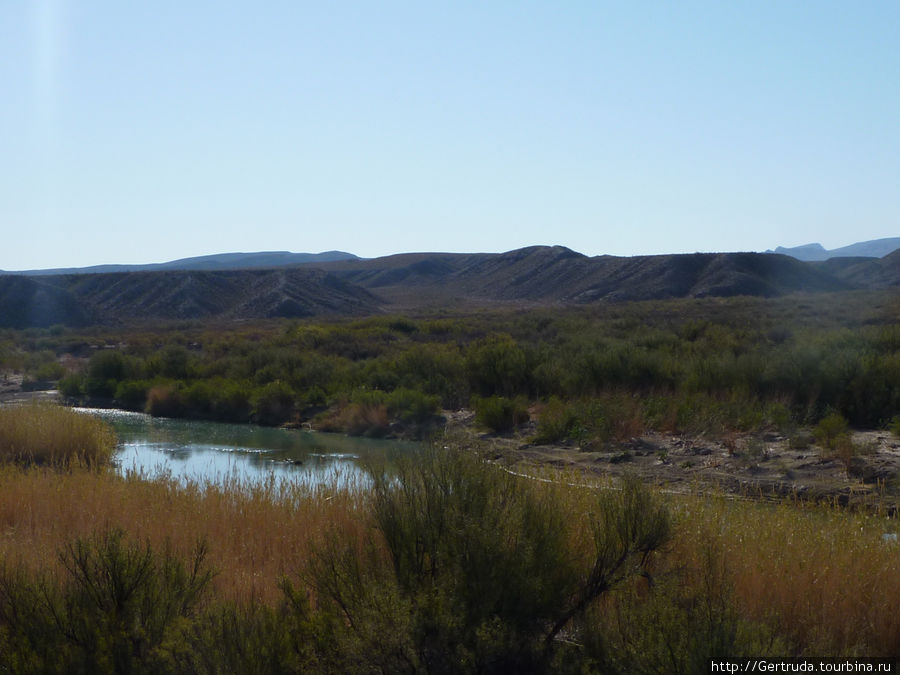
[0,268,380,328]
[316,247,857,306]
[1,247,896,327]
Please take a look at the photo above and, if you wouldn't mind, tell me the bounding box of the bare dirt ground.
[0,373,59,405]
[444,410,900,511]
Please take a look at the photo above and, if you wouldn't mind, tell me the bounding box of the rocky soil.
[445,410,900,511]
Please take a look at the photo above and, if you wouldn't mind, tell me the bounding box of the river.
[77,408,420,488]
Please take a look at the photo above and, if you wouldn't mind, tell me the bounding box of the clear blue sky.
[1,1,897,269]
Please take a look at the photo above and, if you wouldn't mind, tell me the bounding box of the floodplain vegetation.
[3,291,897,441]
[0,405,897,673]
[0,292,898,671]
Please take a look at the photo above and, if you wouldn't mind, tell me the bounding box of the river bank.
[4,384,899,510]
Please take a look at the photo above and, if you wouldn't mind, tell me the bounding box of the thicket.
[7,291,899,437]
[1,446,897,672]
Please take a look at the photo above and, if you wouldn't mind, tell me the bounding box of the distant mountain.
[1,251,359,276]
[313,247,855,308]
[1,247,896,328]
[0,268,379,328]
[767,238,900,261]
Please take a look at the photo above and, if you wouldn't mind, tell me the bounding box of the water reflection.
[76,408,418,488]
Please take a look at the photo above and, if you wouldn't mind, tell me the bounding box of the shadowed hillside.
[1,247,896,327]
[0,268,380,328]
[316,248,859,307]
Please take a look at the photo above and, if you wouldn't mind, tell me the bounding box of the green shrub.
[252,381,295,426]
[890,416,900,438]
[0,529,214,673]
[584,543,786,672]
[114,380,150,411]
[58,373,84,399]
[385,387,440,425]
[304,448,670,672]
[473,395,530,433]
[814,412,850,452]
[532,397,581,444]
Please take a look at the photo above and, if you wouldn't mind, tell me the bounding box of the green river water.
[77,408,419,488]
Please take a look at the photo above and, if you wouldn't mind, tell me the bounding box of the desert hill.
[313,247,854,306]
[0,247,896,328]
[0,268,380,328]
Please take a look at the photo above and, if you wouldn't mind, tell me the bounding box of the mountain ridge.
[0,251,359,276]
[1,247,896,328]
[766,237,900,261]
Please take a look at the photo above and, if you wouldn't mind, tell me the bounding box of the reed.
[0,466,367,605]
[0,403,116,469]
[668,494,900,656]
[0,454,897,660]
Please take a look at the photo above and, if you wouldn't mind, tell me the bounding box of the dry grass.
[0,448,897,655]
[0,466,369,604]
[669,494,900,656]
[0,404,116,469]
[487,466,900,656]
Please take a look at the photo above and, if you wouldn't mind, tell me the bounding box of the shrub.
[251,381,295,426]
[474,395,530,433]
[114,379,150,411]
[0,404,116,469]
[890,416,900,438]
[466,334,532,397]
[385,387,440,425]
[145,383,185,418]
[303,448,671,672]
[584,542,786,672]
[814,412,850,453]
[532,397,581,444]
[58,373,84,399]
[0,529,214,673]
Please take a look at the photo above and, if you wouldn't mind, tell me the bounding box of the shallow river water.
[76,408,419,488]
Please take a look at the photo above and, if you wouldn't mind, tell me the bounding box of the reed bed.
[0,454,897,657]
[0,403,116,469]
[0,466,368,604]
[668,494,900,657]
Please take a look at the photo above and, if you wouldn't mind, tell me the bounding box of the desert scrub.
[472,395,530,432]
[302,448,670,672]
[0,528,214,673]
[0,404,116,469]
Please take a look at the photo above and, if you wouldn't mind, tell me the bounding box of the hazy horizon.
[2,2,897,270]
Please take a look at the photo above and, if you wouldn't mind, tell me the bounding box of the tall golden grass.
[0,454,896,655]
[0,404,116,469]
[0,466,367,604]
[667,495,900,656]
[493,471,900,656]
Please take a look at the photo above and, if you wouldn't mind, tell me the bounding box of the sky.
[1,1,898,270]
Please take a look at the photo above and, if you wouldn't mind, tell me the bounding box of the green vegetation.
[0,445,897,671]
[0,530,213,673]
[0,404,116,469]
[4,292,896,440]
[473,395,529,432]
[0,291,896,669]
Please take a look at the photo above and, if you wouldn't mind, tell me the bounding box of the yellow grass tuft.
[0,403,116,469]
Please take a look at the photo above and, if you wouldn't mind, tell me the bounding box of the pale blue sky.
[1,1,897,269]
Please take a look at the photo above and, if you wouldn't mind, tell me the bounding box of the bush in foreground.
[301,448,671,672]
[0,529,213,674]
[0,404,116,470]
